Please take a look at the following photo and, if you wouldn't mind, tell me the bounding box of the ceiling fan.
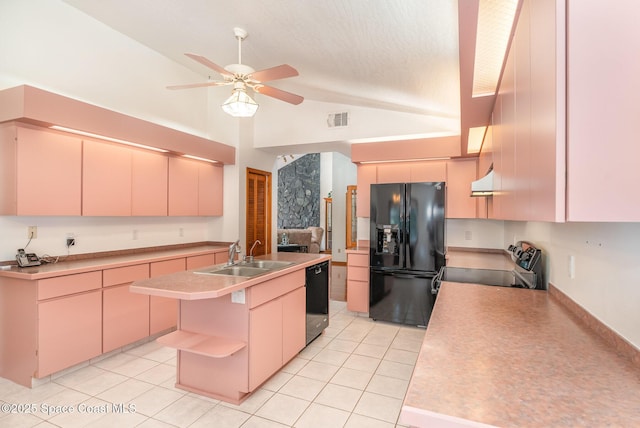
[167,27,303,117]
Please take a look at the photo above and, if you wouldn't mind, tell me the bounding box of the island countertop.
[130,252,331,300]
[401,250,640,427]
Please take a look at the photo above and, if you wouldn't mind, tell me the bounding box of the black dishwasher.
[305,261,329,344]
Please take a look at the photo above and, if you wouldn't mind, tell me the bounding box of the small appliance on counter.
[431,241,544,294]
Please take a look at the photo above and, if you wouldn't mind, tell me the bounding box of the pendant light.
[221,82,258,117]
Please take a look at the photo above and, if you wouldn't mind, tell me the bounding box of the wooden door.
[246,168,271,256]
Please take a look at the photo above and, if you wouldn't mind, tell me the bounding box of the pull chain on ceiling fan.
[167,27,303,118]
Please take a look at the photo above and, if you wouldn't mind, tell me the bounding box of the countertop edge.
[0,245,228,280]
[400,405,497,428]
[130,253,332,300]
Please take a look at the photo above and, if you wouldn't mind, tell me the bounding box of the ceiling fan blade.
[184,53,232,77]
[166,81,230,90]
[249,64,299,83]
[255,85,304,105]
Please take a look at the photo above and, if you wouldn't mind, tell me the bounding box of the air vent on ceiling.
[327,112,349,128]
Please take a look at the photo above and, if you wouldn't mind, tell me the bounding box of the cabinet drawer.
[37,271,102,300]
[347,253,368,267]
[150,258,186,277]
[347,266,369,282]
[186,254,216,270]
[214,251,228,265]
[103,264,149,287]
[248,270,305,309]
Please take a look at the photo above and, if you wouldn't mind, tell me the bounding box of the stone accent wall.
[278,153,320,228]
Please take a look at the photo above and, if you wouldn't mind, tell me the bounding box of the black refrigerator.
[369,182,445,327]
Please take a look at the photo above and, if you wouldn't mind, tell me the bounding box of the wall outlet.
[66,238,76,247]
[132,229,139,240]
[464,231,473,241]
[28,226,37,239]
[179,227,184,237]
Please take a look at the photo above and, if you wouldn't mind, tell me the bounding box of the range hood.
[470,168,495,197]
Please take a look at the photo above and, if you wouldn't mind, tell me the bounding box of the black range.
[431,241,544,294]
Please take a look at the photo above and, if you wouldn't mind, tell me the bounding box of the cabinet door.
[356,164,376,217]
[347,280,369,313]
[186,253,216,270]
[168,157,199,216]
[103,284,150,352]
[498,47,517,220]
[282,287,306,363]
[83,139,132,216]
[198,163,223,216]
[132,149,168,216]
[149,258,185,334]
[410,161,447,183]
[249,298,282,390]
[376,164,410,183]
[38,290,102,377]
[15,126,82,215]
[446,159,478,219]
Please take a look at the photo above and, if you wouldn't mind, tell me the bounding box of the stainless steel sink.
[241,260,293,270]
[194,265,269,277]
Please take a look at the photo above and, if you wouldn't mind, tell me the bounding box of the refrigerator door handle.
[392,273,420,280]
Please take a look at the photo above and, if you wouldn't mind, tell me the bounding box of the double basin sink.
[194,260,293,278]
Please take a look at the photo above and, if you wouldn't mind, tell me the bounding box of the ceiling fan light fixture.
[221,88,258,117]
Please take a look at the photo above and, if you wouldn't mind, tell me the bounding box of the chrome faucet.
[245,240,262,262]
[228,240,241,266]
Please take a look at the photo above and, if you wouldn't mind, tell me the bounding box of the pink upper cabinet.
[565,0,640,221]
[82,139,132,216]
[198,163,223,216]
[5,124,82,216]
[484,0,565,222]
[132,149,168,216]
[446,159,478,219]
[168,157,200,216]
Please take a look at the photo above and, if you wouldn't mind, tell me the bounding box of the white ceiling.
[61,0,494,155]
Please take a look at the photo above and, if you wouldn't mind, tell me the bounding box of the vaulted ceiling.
[62,0,507,156]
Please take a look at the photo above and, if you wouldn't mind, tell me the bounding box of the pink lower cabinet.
[249,297,283,390]
[157,269,306,404]
[150,258,185,334]
[282,287,306,363]
[102,264,150,352]
[160,295,250,403]
[36,271,103,377]
[38,290,102,377]
[347,252,370,313]
[247,286,306,390]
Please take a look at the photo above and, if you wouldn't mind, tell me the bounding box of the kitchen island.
[400,250,640,427]
[130,252,331,404]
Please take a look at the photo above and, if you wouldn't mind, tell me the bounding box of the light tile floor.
[0,300,425,428]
